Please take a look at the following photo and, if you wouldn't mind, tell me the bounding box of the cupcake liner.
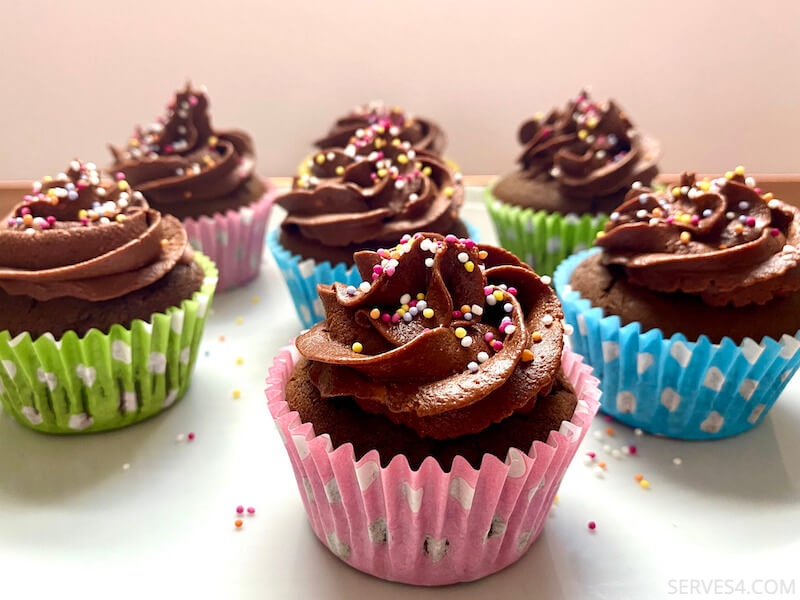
[267,221,481,329]
[182,178,276,292]
[484,186,607,277]
[554,249,800,439]
[266,345,600,586]
[0,253,218,434]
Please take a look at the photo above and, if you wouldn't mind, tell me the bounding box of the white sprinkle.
[672,457,683,466]
[593,430,603,440]
[420,238,431,251]
[611,449,622,460]
[407,150,416,160]
[594,466,605,478]
[403,313,413,322]
[457,252,469,264]
[394,180,405,190]
[471,304,483,316]
[416,300,427,311]
[621,445,630,455]
[680,186,690,195]
[540,275,552,286]
[768,199,781,209]
[636,209,647,219]
[603,444,612,454]
[634,428,643,437]
[409,307,418,317]
[463,313,473,321]
[745,177,756,187]
[176,433,185,442]
[582,455,594,466]
[425,257,434,268]
[122,463,131,470]
[359,281,371,292]
[542,314,554,327]
[504,325,517,335]
[477,352,489,363]
[467,361,479,373]
[326,152,335,161]
[632,181,643,190]
[485,295,497,306]
[400,293,411,305]
[409,193,419,202]
[563,324,574,335]
[503,303,513,313]
[461,336,473,348]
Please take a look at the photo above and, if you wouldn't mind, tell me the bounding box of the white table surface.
[1,188,799,600]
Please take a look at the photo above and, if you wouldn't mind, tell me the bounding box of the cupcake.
[313,101,446,156]
[109,83,275,291]
[0,161,217,433]
[267,232,600,585]
[486,90,661,276]
[270,129,478,327]
[554,169,800,439]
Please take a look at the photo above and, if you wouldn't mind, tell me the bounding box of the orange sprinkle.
[605,427,615,437]
[160,239,169,248]
[521,349,534,362]
[531,331,543,343]
[478,250,488,260]
[598,461,607,469]
[634,474,644,482]
[218,335,225,342]
[234,519,243,529]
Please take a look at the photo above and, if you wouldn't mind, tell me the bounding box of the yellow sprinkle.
[115,214,126,223]
[374,125,385,134]
[464,261,475,273]
[77,209,86,219]
[679,213,691,223]
[397,154,408,164]
[671,187,682,197]
[454,327,467,339]
[422,308,434,319]
[370,308,380,320]
[586,116,598,129]
[577,129,588,140]
[521,349,534,362]
[251,296,260,304]
[129,138,139,147]
[553,494,559,505]
[235,357,244,366]
[335,166,344,175]
[351,342,363,353]
[315,154,325,164]
[735,165,745,176]
[235,316,244,325]
[391,138,401,147]
[416,293,425,300]
[762,192,774,202]
[118,180,129,191]
[377,168,388,178]
[208,135,218,146]
[679,231,691,244]
[42,176,52,182]
[595,231,605,239]
[46,188,57,197]
[232,389,241,399]
[493,290,505,301]
[698,179,710,191]
[531,331,543,343]
[640,479,650,490]
[444,186,454,197]
[374,138,385,149]
[734,223,744,234]
[422,166,432,176]
[397,308,406,317]
[724,171,734,180]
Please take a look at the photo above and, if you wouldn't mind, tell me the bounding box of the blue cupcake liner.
[553,249,800,439]
[268,222,481,329]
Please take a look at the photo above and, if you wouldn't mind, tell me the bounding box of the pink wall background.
[1,0,798,180]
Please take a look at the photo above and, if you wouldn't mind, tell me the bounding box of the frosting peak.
[314,101,446,156]
[0,161,192,302]
[596,169,800,307]
[109,83,264,217]
[295,233,564,439]
[516,90,660,200]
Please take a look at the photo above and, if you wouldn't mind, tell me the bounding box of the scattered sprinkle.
[235,317,244,325]
[672,457,683,466]
[232,389,242,399]
[122,463,130,471]
[176,433,185,442]
[587,521,597,531]
[236,505,244,514]
[187,432,195,441]
[235,357,244,366]
[639,479,651,490]
[234,519,244,529]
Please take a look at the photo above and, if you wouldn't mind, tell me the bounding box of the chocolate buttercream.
[279,134,464,251]
[109,84,265,219]
[493,91,660,214]
[295,233,564,439]
[596,171,800,307]
[314,101,446,156]
[0,161,193,302]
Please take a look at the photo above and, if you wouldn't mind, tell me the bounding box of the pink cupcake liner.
[266,346,600,586]
[182,178,277,292]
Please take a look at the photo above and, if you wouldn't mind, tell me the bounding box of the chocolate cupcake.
[554,169,800,439]
[486,90,660,275]
[0,161,217,433]
[267,232,600,585]
[269,129,477,327]
[110,83,276,291]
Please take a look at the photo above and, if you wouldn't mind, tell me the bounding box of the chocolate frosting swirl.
[0,161,193,301]
[596,170,800,307]
[515,90,660,201]
[278,136,464,248]
[109,84,265,219]
[295,233,564,439]
[314,101,446,156]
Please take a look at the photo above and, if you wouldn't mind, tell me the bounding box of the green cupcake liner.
[0,253,218,434]
[484,187,608,277]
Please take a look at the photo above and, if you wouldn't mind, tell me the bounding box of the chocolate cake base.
[0,260,205,338]
[278,218,473,267]
[492,171,627,215]
[286,357,578,470]
[570,252,800,344]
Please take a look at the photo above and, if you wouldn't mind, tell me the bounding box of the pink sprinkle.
[445,234,457,243]
[628,445,637,455]
[187,432,195,441]
[409,300,418,307]
[484,332,494,342]
[372,273,379,281]
[745,217,756,227]
[690,215,700,225]
[163,145,173,153]
[400,234,411,243]
[771,228,781,237]
[391,314,401,324]
[755,187,762,194]
[76,181,88,189]
[115,172,125,181]
[492,341,504,351]
[381,313,391,323]
[507,287,518,296]
[372,265,383,274]
[189,95,198,105]
[665,216,674,224]
[586,451,596,459]
[464,239,476,249]
[20,207,30,215]
[236,505,244,514]
[452,311,463,318]
[483,286,493,296]
[588,521,597,531]
[499,323,507,333]
[46,216,56,224]
[247,507,255,515]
